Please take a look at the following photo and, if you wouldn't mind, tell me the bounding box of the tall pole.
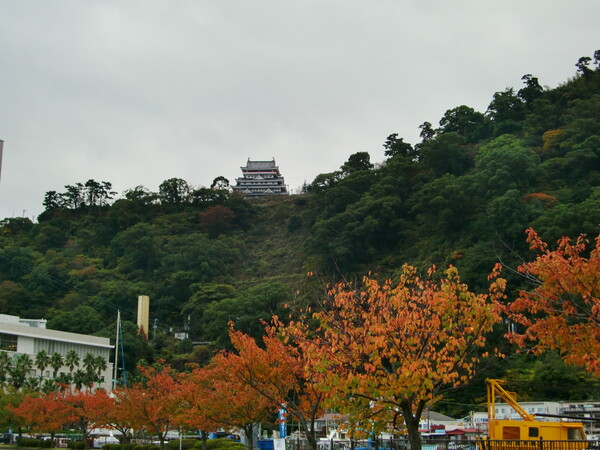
[0,139,4,182]
[113,310,120,390]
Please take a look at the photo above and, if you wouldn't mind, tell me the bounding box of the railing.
[477,438,599,450]
[285,438,600,450]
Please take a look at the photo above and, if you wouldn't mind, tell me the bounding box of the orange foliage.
[285,264,505,448]
[216,326,329,450]
[542,128,565,152]
[10,394,69,436]
[11,389,114,447]
[520,192,559,208]
[112,365,184,450]
[179,360,274,450]
[507,228,600,375]
[60,388,114,447]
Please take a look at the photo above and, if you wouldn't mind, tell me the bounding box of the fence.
[284,437,600,450]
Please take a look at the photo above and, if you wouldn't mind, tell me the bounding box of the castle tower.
[232,158,289,198]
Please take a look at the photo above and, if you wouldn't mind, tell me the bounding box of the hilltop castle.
[232,158,289,198]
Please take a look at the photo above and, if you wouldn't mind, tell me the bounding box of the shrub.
[67,441,86,450]
[17,438,43,447]
[134,445,160,450]
[167,439,198,450]
[197,439,246,450]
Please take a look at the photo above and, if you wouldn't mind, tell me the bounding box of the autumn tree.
[287,264,505,450]
[179,362,274,450]
[112,365,183,450]
[507,228,600,375]
[60,388,114,448]
[199,205,236,236]
[219,327,329,450]
[10,393,70,444]
[175,370,215,450]
[102,391,135,444]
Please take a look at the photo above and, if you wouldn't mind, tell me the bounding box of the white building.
[0,314,113,391]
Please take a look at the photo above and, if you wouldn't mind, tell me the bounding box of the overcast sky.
[0,1,598,221]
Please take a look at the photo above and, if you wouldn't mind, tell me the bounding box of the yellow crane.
[486,379,586,441]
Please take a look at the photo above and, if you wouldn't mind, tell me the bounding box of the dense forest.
[1,52,600,415]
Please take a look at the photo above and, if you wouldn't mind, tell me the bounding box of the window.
[529,427,539,438]
[0,333,18,352]
[502,427,520,439]
[568,428,582,440]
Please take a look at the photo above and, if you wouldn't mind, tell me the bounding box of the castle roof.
[243,159,278,170]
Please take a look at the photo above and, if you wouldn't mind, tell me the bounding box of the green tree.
[110,222,162,274]
[65,350,80,375]
[62,183,85,209]
[9,354,33,389]
[47,305,105,335]
[210,176,230,189]
[487,88,524,135]
[518,74,544,104]
[340,152,373,174]
[35,350,50,378]
[419,132,470,177]
[418,121,435,142]
[82,353,97,385]
[383,134,414,158]
[576,56,593,76]
[0,352,11,384]
[202,282,290,347]
[438,105,487,141]
[159,178,190,205]
[50,352,64,379]
[94,355,107,381]
[474,134,540,197]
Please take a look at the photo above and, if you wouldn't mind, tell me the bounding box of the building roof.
[243,159,278,170]
[1,321,112,349]
[427,411,457,422]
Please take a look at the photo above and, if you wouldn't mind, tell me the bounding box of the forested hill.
[1,53,600,396]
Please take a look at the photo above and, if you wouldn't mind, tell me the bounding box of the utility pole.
[113,310,120,390]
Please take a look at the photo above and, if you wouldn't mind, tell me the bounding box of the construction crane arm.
[486,378,536,422]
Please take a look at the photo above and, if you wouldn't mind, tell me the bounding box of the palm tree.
[94,355,107,384]
[22,376,40,392]
[50,352,64,378]
[72,369,86,390]
[9,354,33,389]
[65,350,80,374]
[41,378,58,394]
[56,372,72,389]
[0,351,11,384]
[35,350,50,378]
[82,352,96,377]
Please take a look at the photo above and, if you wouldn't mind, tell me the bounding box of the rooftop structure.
[232,158,288,198]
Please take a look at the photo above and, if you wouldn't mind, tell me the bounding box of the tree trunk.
[81,422,90,449]
[200,431,208,450]
[401,404,422,450]
[244,424,254,450]
[158,431,166,450]
[304,420,318,450]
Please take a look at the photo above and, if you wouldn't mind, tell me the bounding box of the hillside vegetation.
[1,52,600,410]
